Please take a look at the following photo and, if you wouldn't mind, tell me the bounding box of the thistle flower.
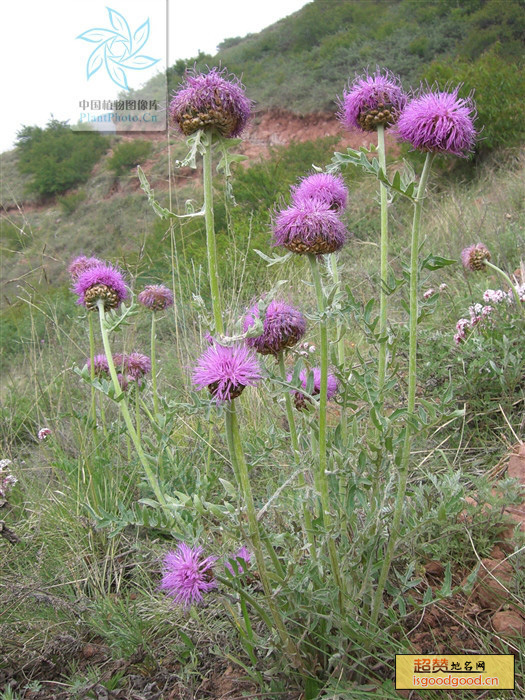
[37,428,52,440]
[225,546,251,575]
[160,543,217,607]
[461,243,491,271]
[339,69,407,132]
[86,354,110,376]
[73,263,128,311]
[273,199,347,255]
[68,255,103,281]
[169,67,252,138]
[288,367,338,411]
[193,342,262,402]
[125,352,152,382]
[291,173,348,212]
[243,300,307,356]
[138,285,174,311]
[397,87,476,156]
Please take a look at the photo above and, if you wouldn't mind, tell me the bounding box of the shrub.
[108,140,153,176]
[16,119,108,198]
[57,190,86,215]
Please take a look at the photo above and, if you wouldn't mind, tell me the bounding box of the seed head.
[138,285,174,311]
[461,243,491,271]
[273,199,347,255]
[339,69,407,132]
[73,263,128,311]
[169,67,252,138]
[243,300,307,356]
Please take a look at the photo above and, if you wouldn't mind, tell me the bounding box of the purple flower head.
[225,546,251,575]
[86,354,110,377]
[243,299,307,356]
[339,69,407,132]
[273,199,347,255]
[461,243,491,271]
[193,342,262,403]
[68,255,103,281]
[169,67,252,138]
[125,352,152,382]
[291,173,348,212]
[160,543,217,607]
[288,367,338,411]
[73,263,128,312]
[138,284,174,311]
[397,86,476,156]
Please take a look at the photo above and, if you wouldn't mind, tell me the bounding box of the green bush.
[108,140,153,176]
[16,119,108,198]
[57,190,86,215]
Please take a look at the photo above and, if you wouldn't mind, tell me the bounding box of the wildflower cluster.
[0,459,17,501]
[86,351,151,388]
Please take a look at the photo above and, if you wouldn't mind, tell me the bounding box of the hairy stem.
[370,152,434,626]
[307,254,344,609]
[150,313,159,415]
[202,133,224,335]
[96,301,167,508]
[278,352,317,559]
[225,401,303,670]
[377,123,389,396]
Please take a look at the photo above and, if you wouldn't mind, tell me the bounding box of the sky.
[0,0,311,153]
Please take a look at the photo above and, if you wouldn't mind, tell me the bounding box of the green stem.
[225,402,303,670]
[96,301,167,508]
[202,133,224,335]
[135,386,141,442]
[370,152,434,627]
[484,260,525,315]
[307,254,344,609]
[151,313,159,416]
[88,314,96,424]
[328,253,347,442]
[278,352,317,559]
[377,124,389,396]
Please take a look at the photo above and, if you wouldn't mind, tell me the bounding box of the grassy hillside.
[167,0,524,114]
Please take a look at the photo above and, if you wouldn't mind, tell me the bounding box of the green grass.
[1,130,524,697]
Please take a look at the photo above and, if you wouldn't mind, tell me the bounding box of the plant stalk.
[377,123,389,396]
[370,152,434,626]
[278,352,317,559]
[150,313,159,416]
[307,254,344,608]
[96,301,167,508]
[202,133,224,335]
[225,401,303,670]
